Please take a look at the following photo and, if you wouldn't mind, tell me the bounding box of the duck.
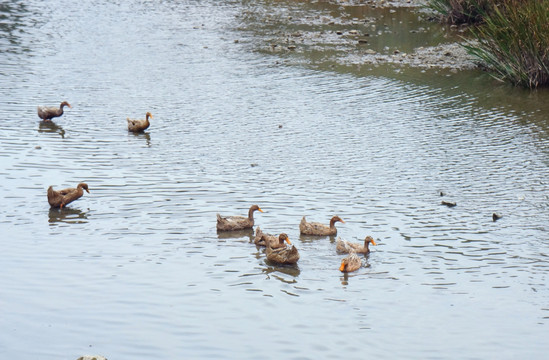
[339,252,362,273]
[37,101,71,121]
[299,215,345,236]
[47,182,89,209]
[127,112,153,132]
[336,236,377,254]
[216,204,263,231]
[254,227,290,248]
[265,234,299,264]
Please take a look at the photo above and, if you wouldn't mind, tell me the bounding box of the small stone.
[35,145,41,149]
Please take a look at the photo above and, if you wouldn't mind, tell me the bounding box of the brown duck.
[265,234,299,265]
[127,112,153,132]
[339,252,362,273]
[47,182,89,209]
[37,101,71,121]
[299,215,345,236]
[254,227,290,248]
[336,236,377,254]
[216,204,263,231]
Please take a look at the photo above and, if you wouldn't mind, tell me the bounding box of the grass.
[427,0,493,24]
[428,0,549,88]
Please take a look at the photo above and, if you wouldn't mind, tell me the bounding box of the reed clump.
[428,0,549,88]
[465,0,549,88]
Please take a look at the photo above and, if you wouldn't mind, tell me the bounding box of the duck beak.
[258,208,264,213]
[68,104,72,108]
[285,238,292,245]
[340,219,345,223]
[371,239,377,246]
[85,188,90,193]
[339,262,345,272]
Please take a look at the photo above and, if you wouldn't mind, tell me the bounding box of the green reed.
[428,0,549,88]
[465,0,549,88]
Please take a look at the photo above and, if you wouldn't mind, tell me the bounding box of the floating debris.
[441,200,456,207]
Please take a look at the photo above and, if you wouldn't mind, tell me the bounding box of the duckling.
[216,204,263,231]
[336,236,377,254]
[339,252,362,273]
[299,215,344,236]
[47,182,89,209]
[37,101,71,122]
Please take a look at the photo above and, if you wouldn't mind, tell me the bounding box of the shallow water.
[1,0,548,359]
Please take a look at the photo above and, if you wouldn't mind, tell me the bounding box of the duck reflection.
[262,263,301,279]
[48,207,88,224]
[216,228,254,242]
[299,234,336,243]
[38,121,65,138]
[129,131,151,147]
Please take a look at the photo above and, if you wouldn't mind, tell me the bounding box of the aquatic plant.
[465,0,549,88]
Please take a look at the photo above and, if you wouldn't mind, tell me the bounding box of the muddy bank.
[236,0,477,71]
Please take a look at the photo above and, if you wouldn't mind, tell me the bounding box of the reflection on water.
[38,121,65,138]
[263,261,301,278]
[299,234,337,243]
[128,131,151,147]
[216,228,254,242]
[48,207,88,224]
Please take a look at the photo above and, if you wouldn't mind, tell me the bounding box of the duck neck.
[248,207,256,220]
[329,218,338,228]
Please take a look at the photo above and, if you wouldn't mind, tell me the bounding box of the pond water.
[1,0,548,358]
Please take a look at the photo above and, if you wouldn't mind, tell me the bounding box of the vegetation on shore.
[428,0,549,88]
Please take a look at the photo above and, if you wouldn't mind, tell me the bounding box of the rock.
[492,213,502,221]
[364,49,376,55]
[77,356,107,360]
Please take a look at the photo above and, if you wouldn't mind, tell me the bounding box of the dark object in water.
[492,213,502,221]
[441,200,456,207]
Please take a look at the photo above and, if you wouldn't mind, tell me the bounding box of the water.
[1,0,548,358]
